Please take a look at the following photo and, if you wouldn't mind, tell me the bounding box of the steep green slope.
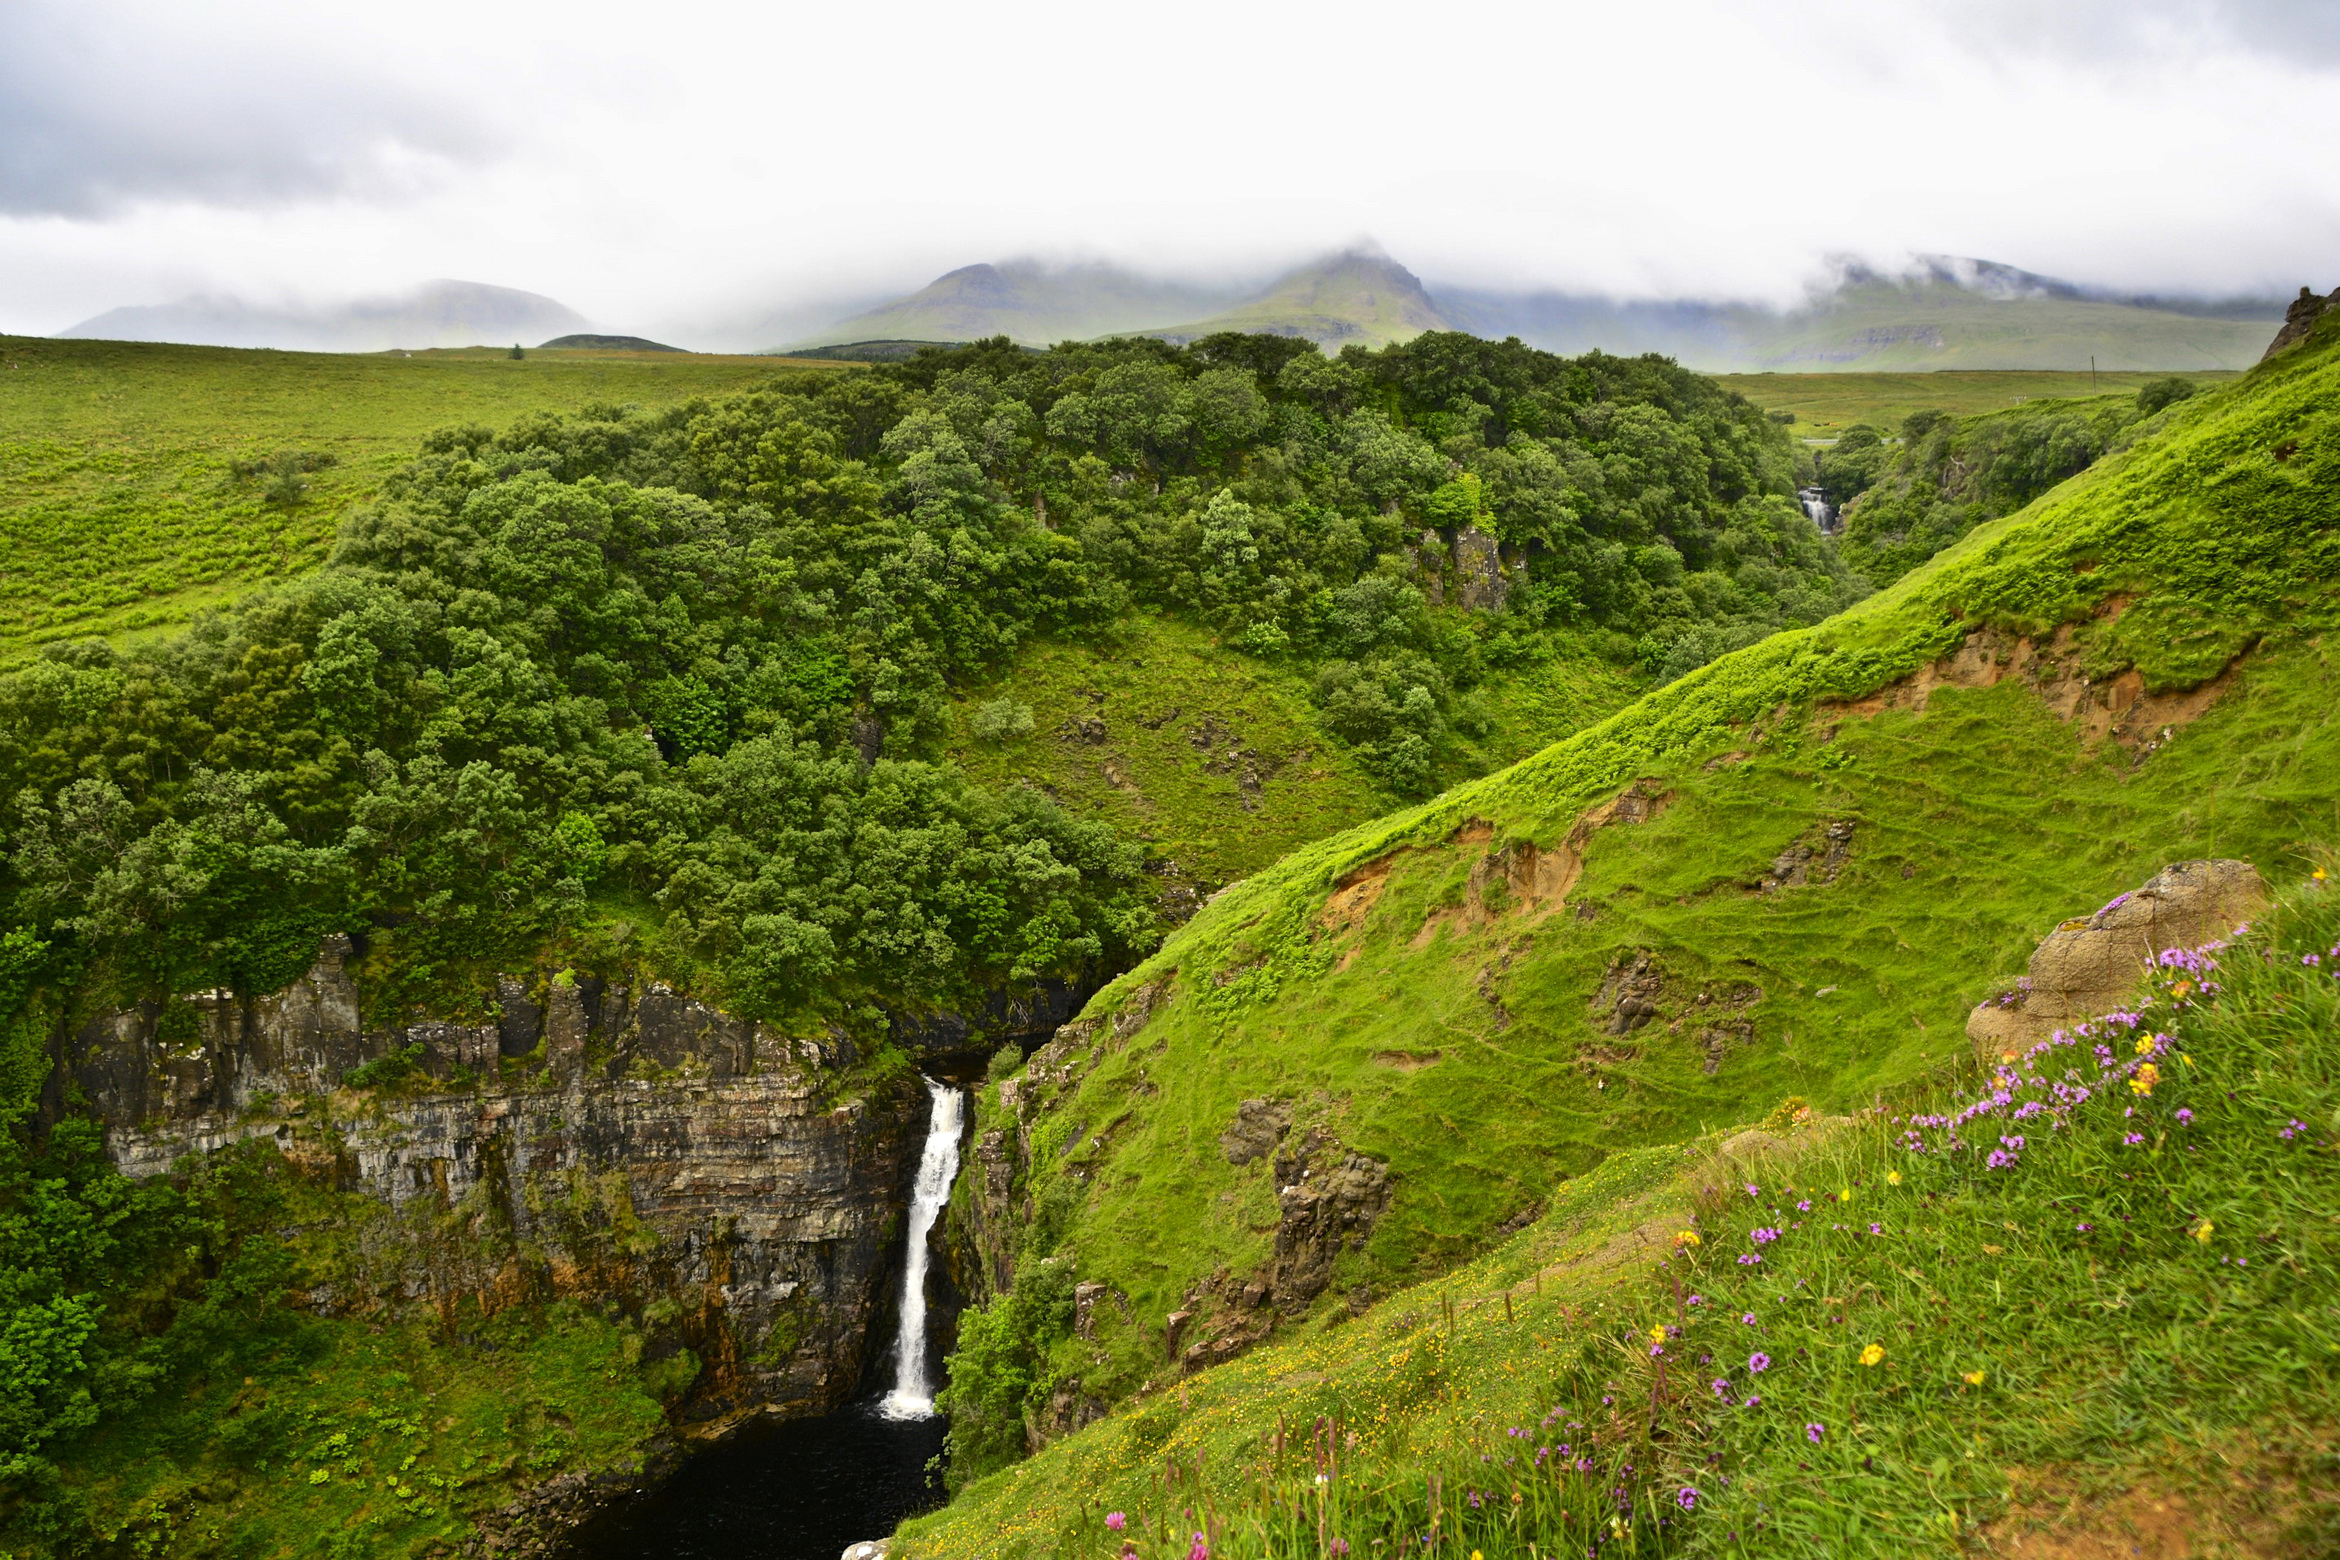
[0,336,822,660]
[945,619,1644,897]
[1821,378,2208,587]
[931,307,2340,1489]
[907,870,2340,1557]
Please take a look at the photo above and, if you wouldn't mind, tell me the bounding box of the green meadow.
[1715,369,2241,436]
[0,336,836,660]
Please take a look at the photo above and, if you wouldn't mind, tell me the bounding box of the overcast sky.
[3,0,2337,344]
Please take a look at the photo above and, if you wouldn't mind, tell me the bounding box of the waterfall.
[1797,487,1835,532]
[877,1078,963,1421]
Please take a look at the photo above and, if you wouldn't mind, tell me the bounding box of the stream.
[561,1078,967,1560]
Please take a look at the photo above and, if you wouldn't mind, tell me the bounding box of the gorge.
[63,937,998,1556]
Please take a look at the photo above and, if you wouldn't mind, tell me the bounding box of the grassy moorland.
[0,337,829,659]
[1715,369,2240,437]
[906,303,2340,1554]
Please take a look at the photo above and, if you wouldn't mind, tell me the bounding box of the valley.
[0,298,2332,1560]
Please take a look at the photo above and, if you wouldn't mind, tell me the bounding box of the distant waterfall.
[1798,487,1836,532]
[877,1079,964,1421]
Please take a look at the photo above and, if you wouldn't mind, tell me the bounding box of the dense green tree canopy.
[0,332,1857,1058]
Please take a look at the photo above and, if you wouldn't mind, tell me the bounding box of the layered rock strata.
[70,937,925,1439]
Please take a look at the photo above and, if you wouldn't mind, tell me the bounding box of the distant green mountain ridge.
[791,249,2289,370]
[783,260,1243,350]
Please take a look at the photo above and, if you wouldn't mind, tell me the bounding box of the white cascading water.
[877,1078,964,1420]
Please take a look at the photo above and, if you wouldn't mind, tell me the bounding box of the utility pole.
[2091,354,2097,392]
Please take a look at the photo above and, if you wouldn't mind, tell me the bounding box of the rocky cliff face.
[71,938,927,1442]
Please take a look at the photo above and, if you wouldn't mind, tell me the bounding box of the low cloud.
[1935,0,2340,63]
[3,0,2337,336]
[0,2,499,217]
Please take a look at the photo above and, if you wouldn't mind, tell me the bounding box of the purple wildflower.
[1749,1352,1771,1373]
[1741,1312,1758,1326]
[1711,1379,1733,1401]
[1107,1513,1126,1533]
[2176,1109,2194,1125]
[1805,1422,1825,1444]
[1677,1486,1699,1511]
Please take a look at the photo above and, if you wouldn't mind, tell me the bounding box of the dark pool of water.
[557,1402,948,1560]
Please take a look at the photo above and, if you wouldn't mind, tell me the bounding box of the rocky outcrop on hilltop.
[2262,284,2338,361]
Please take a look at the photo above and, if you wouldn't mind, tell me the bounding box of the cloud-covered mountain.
[59,279,588,352]
[1141,251,1449,349]
[782,249,2286,371]
[782,261,1242,351]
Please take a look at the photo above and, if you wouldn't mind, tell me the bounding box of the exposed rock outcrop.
[1259,1128,1391,1314]
[64,941,942,1551]
[1966,859,2267,1058]
[1819,624,2238,757]
[1450,525,1510,612]
[1219,1097,1292,1165]
[2262,284,2338,362]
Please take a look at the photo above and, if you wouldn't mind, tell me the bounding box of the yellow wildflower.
[1860,1343,1885,1367]
[1963,1369,1985,1386]
[2129,1062,2160,1096]
[1839,1189,1853,1203]
[2194,1220,2214,1244]
[1886,1171,1903,1186]
[2134,1036,2155,1056]
[1674,1229,1701,1248]
[1650,1324,1667,1345]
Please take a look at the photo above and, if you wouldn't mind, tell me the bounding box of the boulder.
[1967,859,2266,1058]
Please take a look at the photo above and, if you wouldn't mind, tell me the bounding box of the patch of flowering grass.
[1638,871,2340,1554]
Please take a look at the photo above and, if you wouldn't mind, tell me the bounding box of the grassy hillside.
[907,869,2340,1557]
[0,336,831,660]
[944,619,1645,897]
[918,302,2340,1535]
[1715,369,2241,437]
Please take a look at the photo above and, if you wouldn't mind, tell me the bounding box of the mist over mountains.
[790,248,2287,370]
[58,279,588,352]
[54,250,2289,371]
